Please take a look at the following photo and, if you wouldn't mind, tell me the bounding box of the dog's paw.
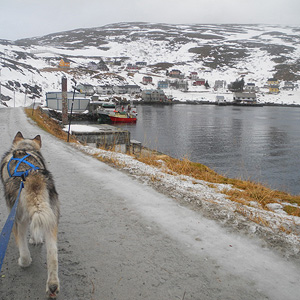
[18,256,32,267]
[29,237,44,245]
[46,280,60,299]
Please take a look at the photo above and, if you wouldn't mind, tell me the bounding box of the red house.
[143,76,153,84]
[193,78,205,86]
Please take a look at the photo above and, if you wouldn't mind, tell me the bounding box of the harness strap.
[7,153,40,178]
[0,181,24,272]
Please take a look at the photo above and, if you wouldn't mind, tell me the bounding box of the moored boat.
[109,111,137,123]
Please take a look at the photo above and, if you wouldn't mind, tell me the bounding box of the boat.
[102,100,116,109]
[109,111,137,123]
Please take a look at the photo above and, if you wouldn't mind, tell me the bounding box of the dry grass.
[25,107,77,143]
[26,107,300,218]
[136,152,300,217]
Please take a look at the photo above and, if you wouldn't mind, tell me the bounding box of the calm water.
[114,104,300,195]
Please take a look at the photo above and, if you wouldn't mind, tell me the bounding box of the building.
[157,80,169,89]
[233,92,257,104]
[46,92,89,112]
[267,78,279,85]
[214,80,227,91]
[95,85,114,95]
[190,72,198,80]
[126,63,139,71]
[136,61,147,67]
[142,76,153,84]
[76,84,95,96]
[141,89,167,102]
[282,81,295,91]
[244,83,259,92]
[169,69,183,78]
[126,85,141,94]
[193,79,205,86]
[59,58,70,68]
[269,84,280,94]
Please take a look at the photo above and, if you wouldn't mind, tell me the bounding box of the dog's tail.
[23,174,57,243]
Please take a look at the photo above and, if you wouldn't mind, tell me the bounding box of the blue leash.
[0,181,24,272]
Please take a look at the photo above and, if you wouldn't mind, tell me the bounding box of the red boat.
[109,111,137,123]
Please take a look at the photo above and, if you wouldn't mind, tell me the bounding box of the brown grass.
[24,107,77,143]
[137,152,300,217]
[26,107,300,218]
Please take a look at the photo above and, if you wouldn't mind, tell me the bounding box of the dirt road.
[0,108,299,300]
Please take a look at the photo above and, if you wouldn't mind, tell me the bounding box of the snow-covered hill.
[0,22,300,107]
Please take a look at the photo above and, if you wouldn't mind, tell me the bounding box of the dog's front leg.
[45,227,60,298]
[13,220,32,267]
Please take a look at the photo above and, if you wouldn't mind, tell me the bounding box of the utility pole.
[62,76,68,125]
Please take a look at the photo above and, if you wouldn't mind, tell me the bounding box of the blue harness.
[0,153,40,272]
[7,153,40,179]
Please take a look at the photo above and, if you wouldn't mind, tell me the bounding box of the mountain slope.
[0,22,300,107]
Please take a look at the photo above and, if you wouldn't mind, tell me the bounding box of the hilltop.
[0,22,300,107]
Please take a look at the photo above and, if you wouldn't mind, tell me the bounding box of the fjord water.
[115,104,300,195]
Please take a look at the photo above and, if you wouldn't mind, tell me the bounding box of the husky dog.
[0,132,60,298]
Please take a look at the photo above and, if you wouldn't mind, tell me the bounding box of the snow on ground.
[69,139,300,258]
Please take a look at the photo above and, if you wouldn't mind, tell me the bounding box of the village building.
[168,69,184,79]
[282,81,295,91]
[214,80,227,90]
[141,89,167,102]
[136,61,147,67]
[157,80,169,89]
[233,92,257,104]
[126,63,139,71]
[76,84,95,96]
[95,85,114,95]
[190,72,198,80]
[113,85,128,94]
[267,78,279,85]
[125,85,141,94]
[269,84,280,94]
[244,83,259,92]
[142,76,153,84]
[45,91,89,112]
[59,58,71,68]
[193,78,205,86]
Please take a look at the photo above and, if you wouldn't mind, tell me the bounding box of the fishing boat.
[109,111,137,123]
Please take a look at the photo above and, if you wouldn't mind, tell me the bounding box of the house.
[76,84,95,96]
[95,85,114,95]
[233,92,257,104]
[269,84,280,94]
[125,85,141,94]
[113,85,127,94]
[126,63,139,71]
[59,58,70,68]
[169,69,183,78]
[141,89,167,102]
[267,78,279,85]
[157,80,169,89]
[214,80,226,91]
[178,80,188,91]
[142,76,153,84]
[282,81,295,91]
[193,79,205,86]
[190,72,198,80]
[136,61,147,67]
[244,83,259,92]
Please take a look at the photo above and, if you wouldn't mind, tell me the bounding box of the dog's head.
[12,132,42,151]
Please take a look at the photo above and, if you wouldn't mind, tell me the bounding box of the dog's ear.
[13,132,24,144]
[33,135,42,148]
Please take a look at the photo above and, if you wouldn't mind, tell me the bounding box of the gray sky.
[1,0,300,40]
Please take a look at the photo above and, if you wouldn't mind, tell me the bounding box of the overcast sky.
[1,0,300,40]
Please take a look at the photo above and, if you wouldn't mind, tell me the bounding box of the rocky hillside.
[0,22,300,106]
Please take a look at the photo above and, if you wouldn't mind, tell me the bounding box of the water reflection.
[114,104,300,195]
